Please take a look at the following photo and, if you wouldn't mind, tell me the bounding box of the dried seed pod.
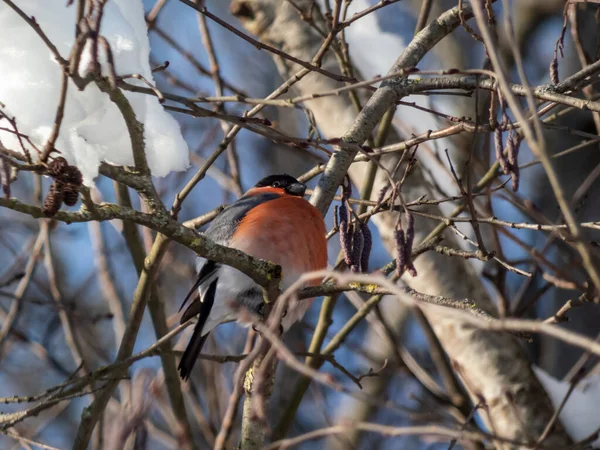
[404,212,415,256]
[506,131,522,167]
[63,165,83,185]
[393,214,418,277]
[511,163,520,192]
[505,131,522,192]
[333,205,339,230]
[394,225,406,277]
[407,262,418,278]
[404,213,417,277]
[338,199,348,228]
[494,128,509,174]
[43,180,64,217]
[341,232,354,266]
[360,222,372,273]
[48,157,83,189]
[550,32,565,86]
[338,202,353,266]
[549,53,559,85]
[350,226,364,272]
[63,182,80,206]
[47,157,69,177]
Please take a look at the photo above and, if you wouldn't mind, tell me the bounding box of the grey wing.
[179,192,281,325]
[203,192,281,243]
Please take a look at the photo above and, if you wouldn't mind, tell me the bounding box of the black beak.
[286,182,306,196]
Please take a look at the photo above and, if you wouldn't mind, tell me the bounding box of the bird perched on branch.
[178,174,328,380]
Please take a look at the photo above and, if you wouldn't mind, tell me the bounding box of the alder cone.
[62,183,80,206]
[63,166,83,185]
[47,157,69,177]
[47,157,83,186]
[43,181,64,217]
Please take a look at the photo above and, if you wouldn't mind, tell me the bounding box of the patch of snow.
[534,366,600,445]
[0,0,189,184]
[344,0,442,145]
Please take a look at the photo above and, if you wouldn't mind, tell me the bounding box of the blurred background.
[1,0,600,448]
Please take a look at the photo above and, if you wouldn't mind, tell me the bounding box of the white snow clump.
[534,366,600,445]
[0,0,189,184]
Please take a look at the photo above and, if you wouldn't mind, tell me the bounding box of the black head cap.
[254,174,306,196]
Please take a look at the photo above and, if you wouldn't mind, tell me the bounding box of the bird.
[178,174,328,380]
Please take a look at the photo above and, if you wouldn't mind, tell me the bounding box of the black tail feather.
[178,278,217,380]
[178,327,209,380]
[179,260,218,313]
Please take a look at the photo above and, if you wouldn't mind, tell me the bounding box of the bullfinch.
[178,174,328,380]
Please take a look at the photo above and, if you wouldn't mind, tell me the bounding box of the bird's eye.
[272,181,280,188]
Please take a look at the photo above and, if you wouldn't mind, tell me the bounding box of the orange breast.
[230,196,327,286]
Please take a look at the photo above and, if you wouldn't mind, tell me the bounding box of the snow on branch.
[0,0,189,183]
